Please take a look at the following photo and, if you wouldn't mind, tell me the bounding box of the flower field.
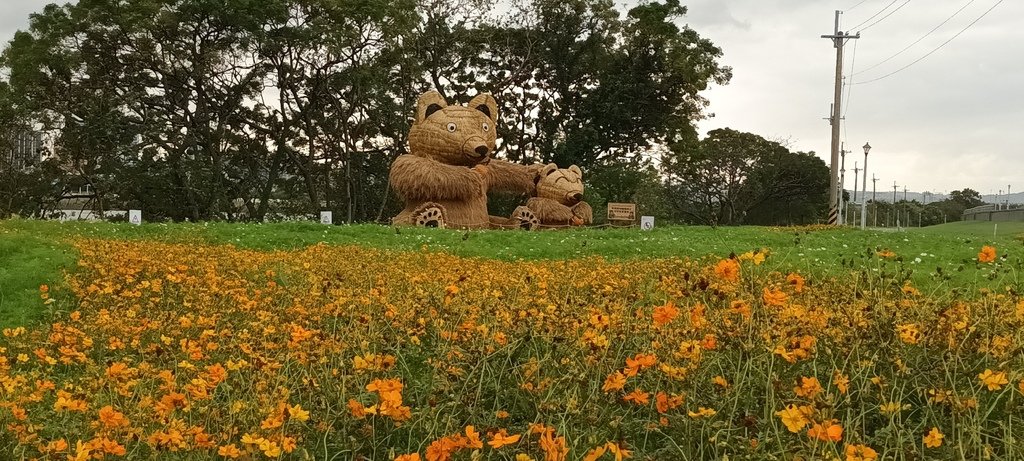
[1,234,1023,460]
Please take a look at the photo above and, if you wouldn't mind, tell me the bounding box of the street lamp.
[860,142,871,229]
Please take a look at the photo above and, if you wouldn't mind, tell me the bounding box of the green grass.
[1,218,1022,328]
[0,226,76,328]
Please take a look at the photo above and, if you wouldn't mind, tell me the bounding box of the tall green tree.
[663,128,829,226]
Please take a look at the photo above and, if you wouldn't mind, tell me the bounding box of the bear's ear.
[568,165,582,177]
[535,163,558,184]
[416,90,448,123]
[468,93,498,124]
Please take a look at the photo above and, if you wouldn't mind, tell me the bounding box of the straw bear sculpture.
[527,164,593,228]
[389,90,541,229]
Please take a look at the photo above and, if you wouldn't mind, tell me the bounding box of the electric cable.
[848,0,899,31]
[854,0,1003,85]
[845,0,872,12]
[854,0,977,76]
[858,0,912,32]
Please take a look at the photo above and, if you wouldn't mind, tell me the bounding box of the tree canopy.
[1,0,738,222]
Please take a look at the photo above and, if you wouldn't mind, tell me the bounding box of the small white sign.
[320,211,333,225]
[129,209,142,225]
[641,216,654,230]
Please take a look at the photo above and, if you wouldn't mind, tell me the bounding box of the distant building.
[3,131,44,171]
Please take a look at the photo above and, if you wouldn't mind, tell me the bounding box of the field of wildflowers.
[0,231,1022,460]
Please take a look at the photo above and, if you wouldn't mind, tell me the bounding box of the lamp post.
[860,142,871,229]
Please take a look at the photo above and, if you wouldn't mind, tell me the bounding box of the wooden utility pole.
[893,182,899,229]
[872,174,880,227]
[852,162,861,204]
[822,11,859,225]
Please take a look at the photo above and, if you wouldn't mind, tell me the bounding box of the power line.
[858,0,911,32]
[854,0,1004,85]
[854,0,978,76]
[845,0,872,12]
[848,0,899,31]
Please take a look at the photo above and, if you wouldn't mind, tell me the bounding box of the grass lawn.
[1,218,1022,329]
[0,218,1022,459]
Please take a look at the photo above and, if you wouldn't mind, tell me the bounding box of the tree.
[948,189,984,209]
[662,128,829,226]
[2,0,732,223]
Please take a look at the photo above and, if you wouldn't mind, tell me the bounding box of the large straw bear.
[527,164,593,228]
[389,90,540,229]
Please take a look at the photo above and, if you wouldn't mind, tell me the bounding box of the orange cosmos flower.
[217,444,241,458]
[395,454,421,461]
[762,287,788,307]
[786,273,805,293]
[845,444,878,461]
[655,392,684,414]
[97,405,130,429]
[463,426,484,449]
[794,376,824,399]
[623,389,650,405]
[606,441,632,460]
[978,245,997,263]
[896,323,922,345]
[602,371,627,393]
[624,353,657,376]
[714,258,740,282]
[806,419,843,442]
[487,430,521,449]
[538,430,569,461]
[652,301,679,327]
[832,371,850,395]
[583,444,607,461]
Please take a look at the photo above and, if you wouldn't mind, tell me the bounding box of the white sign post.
[320,211,333,225]
[129,209,142,225]
[641,216,654,230]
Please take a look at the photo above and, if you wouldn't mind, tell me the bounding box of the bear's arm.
[389,155,485,202]
[485,160,542,195]
[527,197,575,224]
[572,201,593,224]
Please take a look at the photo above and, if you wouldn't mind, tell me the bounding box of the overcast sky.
[674,0,1023,200]
[3,0,1021,199]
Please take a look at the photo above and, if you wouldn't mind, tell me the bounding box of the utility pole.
[839,143,847,224]
[893,182,900,229]
[903,186,908,226]
[852,162,861,204]
[823,11,859,225]
[872,174,878,227]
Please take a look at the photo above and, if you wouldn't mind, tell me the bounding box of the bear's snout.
[565,192,583,205]
[463,137,491,164]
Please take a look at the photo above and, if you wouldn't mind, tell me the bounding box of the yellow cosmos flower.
[923,427,944,448]
[978,369,1009,391]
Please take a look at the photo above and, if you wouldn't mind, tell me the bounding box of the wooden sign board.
[607,203,637,222]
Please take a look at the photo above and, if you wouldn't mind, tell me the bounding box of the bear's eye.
[446,123,457,133]
[482,122,490,132]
